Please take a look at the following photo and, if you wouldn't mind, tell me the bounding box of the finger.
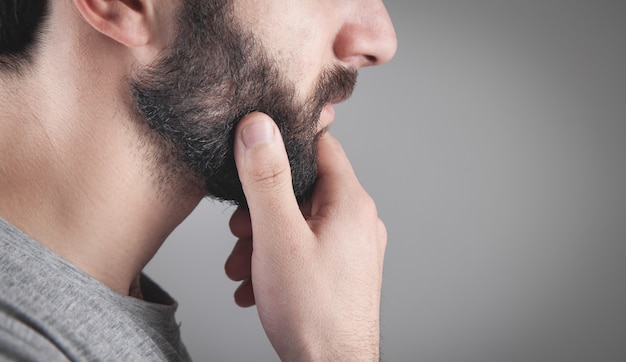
[233,112,306,241]
[224,238,253,281]
[234,278,256,308]
[299,198,313,219]
[315,132,360,191]
[310,133,363,216]
[377,218,388,264]
[229,207,252,239]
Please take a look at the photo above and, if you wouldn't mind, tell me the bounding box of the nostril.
[364,54,377,65]
[332,2,397,68]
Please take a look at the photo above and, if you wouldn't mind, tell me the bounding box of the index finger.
[309,132,363,215]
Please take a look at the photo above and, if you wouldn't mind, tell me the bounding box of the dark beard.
[129,0,356,205]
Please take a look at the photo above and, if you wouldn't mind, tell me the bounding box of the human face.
[130,0,396,205]
[232,0,397,125]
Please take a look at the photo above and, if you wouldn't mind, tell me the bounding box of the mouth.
[319,102,337,130]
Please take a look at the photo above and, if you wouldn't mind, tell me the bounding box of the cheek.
[236,3,336,97]
[285,48,331,101]
[270,22,333,96]
[291,60,319,97]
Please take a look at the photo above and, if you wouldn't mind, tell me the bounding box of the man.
[0,0,396,360]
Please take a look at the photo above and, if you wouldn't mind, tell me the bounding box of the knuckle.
[355,193,387,248]
[249,162,291,191]
[357,192,379,220]
[377,218,387,237]
[377,219,388,247]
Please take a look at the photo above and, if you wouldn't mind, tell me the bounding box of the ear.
[73,0,152,47]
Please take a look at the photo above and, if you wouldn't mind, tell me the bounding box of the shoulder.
[0,221,190,361]
[0,305,70,362]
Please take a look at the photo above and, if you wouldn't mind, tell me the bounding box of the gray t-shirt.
[0,217,191,361]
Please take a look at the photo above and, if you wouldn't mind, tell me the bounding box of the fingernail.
[242,118,274,148]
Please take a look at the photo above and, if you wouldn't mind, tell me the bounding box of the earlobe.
[73,0,151,47]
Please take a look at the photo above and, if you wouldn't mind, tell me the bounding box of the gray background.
[146,1,626,361]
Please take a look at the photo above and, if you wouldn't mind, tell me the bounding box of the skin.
[0,0,396,359]
[129,0,360,205]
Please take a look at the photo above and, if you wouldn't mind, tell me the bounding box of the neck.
[0,59,204,297]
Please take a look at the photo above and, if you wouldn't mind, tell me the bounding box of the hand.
[224,112,387,361]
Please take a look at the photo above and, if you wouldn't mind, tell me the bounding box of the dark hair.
[0,0,48,71]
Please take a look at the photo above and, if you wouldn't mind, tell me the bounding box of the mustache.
[316,65,358,105]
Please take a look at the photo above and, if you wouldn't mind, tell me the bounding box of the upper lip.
[330,96,348,105]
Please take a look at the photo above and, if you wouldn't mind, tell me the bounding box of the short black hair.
[0,0,48,71]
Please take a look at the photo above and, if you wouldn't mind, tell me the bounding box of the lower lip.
[322,103,335,125]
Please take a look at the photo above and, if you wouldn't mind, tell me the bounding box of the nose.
[333,0,398,69]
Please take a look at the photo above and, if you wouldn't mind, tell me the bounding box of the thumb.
[234,112,304,237]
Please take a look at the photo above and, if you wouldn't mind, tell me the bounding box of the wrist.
[275,319,380,362]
